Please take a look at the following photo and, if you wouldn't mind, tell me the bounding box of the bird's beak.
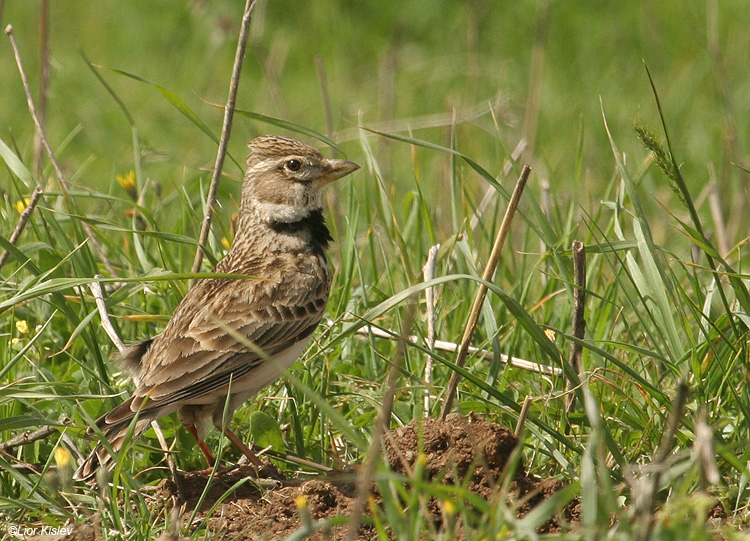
[321,159,360,186]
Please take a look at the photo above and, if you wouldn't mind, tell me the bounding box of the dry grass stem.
[150,420,185,501]
[88,277,125,353]
[634,380,690,541]
[345,322,560,376]
[566,240,586,413]
[440,164,531,420]
[0,185,43,268]
[5,25,117,277]
[422,244,440,415]
[514,395,533,438]
[190,0,258,282]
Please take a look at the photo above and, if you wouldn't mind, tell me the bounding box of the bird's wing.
[130,270,328,410]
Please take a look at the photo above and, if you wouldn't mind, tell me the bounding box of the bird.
[74,135,359,482]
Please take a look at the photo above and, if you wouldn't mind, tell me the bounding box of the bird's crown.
[248,135,323,162]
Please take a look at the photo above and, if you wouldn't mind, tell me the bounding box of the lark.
[74,135,359,482]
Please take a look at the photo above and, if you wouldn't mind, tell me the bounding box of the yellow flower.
[294,494,308,509]
[116,171,137,199]
[15,320,29,334]
[14,197,30,213]
[54,447,72,468]
[442,499,457,516]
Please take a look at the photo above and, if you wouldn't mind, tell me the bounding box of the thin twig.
[0,419,70,452]
[190,0,257,284]
[441,164,531,420]
[514,395,532,438]
[422,244,440,416]
[252,444,333,473]
[6,25,117,278]
[345,305,415,541]
[88,277,125,352]
[150,420,186,501]
[635,380,690,541]
[340,322,560,376]
[566,240,586,414]
[0,186,43,268]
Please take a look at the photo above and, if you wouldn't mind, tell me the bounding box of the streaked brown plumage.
[74,135,359,482]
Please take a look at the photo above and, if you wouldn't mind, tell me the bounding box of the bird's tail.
[74,397,151,484]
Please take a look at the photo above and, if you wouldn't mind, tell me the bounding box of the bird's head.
[242,135,359,223]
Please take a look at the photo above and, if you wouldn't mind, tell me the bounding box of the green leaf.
[248,411,286,453]
[0,136,34,188]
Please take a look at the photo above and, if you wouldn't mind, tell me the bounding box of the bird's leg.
[183,423,216,466]
[222,427,265,468]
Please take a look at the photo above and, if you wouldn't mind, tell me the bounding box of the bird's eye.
[285,159,302,172]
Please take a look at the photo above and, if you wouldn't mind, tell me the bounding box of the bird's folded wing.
[132,275,328,408]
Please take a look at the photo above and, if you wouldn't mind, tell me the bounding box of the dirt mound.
[57,414,579,539]
[385,413,580,533]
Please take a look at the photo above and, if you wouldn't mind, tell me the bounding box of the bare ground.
[48,413,581,540]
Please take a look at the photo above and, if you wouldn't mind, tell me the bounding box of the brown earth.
[50,413,580,540]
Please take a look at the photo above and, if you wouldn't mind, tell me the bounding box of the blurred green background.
[2,0,748,240]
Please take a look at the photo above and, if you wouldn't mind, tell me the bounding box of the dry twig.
[633,381,690,541]
[514,395,533,438]
[0,419,69,452]
[5,25,117,277]
[190,0,258,283]
[422,244,440,415]
[345,322,560,376]
[0,186,43,269]
[566,240,586,413]
[440,164,531,420]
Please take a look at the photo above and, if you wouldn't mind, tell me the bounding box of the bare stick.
[190,0,257,283]
[346,322,561,376]
[0,419,69,452]
[566,240,586,413]
[514,395,532,438]
[345,305,414,541]
[150,419,185,501]
[422,244,440,416]
[0,186,43,268]
[440,165,531,420]
[635,380,689,541]
[6,25,117,278]
[252,444,333,473]
[89,277,125,352]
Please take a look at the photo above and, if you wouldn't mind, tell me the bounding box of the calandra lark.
[75,135,359,482]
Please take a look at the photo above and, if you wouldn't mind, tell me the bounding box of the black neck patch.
[270,208,332,257]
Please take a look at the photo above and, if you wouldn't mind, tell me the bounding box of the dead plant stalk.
[440,164,531,420]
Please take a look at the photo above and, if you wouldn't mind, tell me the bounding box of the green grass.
[2,1,750,539]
